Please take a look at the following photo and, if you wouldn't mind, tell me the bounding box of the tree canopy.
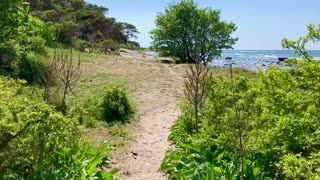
[25,0,140,49]
[151,0,237,64]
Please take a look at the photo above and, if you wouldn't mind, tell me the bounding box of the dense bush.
[18,53,48,84]
[68,98,100,128]
[0,41,20,74]
[70,82,136,126]
[0,76,116,179]
[73,39,90,52]
[162,60,320,179]
[101,83,136,123]
[100,40,122,54]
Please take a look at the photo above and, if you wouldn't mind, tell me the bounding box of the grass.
[44,48,257,149]
[208,66,257,79]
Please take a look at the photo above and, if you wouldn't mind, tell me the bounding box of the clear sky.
[85,0,320,50]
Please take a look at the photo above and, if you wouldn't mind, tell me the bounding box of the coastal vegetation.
[161,25,320,179]
[27,0,140,50]
[0,0,136,179]
[0,0,319,179]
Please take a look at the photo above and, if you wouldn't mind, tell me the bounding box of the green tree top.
[282,24,320,61]
[0,0,29,43]
[150,0,237,64]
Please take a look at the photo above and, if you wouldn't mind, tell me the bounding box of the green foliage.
[162,24,320,179]
[0,1,56,77]
[161,143,268,179]
[282,24,320,61]
[109,124,128,137]
[101,40,122,53]
[0,76,116,179]
[151,0,237,64]
[276,152,320,179]
[26,0,139,50]
[0,0,29,43]
[68,100,99,128]
[163,59,320,179]
[101,82,136,123]
[18,53,47,84]
[74,39,90,52]
[21,16,55,54]
[68,82,135,127]
[0,41,21,74]
[0,0,28,73]
[3,142,117,179]
[168,104,193,145]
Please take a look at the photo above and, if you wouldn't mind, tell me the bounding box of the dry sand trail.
[82,49,186,179]
[113,50,185,180]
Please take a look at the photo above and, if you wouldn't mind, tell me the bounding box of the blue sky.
[85,0,320,50]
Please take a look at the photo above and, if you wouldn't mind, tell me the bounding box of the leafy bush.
[73,39,89,52]
[101,82,136,123]
[277,152,320,179]
[161,143,268,179]
[68,101,99,128]
[18,53,48,84]
[0,76,116,179]
[162,60,320,179]
[0,41,20,74]
[100,40,121,54]
[168,103,193,145]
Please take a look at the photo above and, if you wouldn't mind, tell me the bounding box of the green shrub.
[163,60,320,179]
[68,103,98,128]
[18,53,48,84]
[73,39,89,52]
[100,40,121,54]
[168,103,193,145]
[0,76,117,179]
[0,41,20,74]
[277,153,320,179]
[101,82,135,123]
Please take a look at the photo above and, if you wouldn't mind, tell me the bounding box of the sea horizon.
[212,49,320,71]
[145,50,297,71]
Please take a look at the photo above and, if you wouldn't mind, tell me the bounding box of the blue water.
[219,50,320,61]
[211,50,320,71]
[145,50,320,71]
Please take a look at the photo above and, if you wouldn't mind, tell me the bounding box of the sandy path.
[109,50,184,179]
[116,103,179,179]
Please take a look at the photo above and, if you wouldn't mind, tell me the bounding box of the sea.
[146,50,320,72]
[211,50,320,71]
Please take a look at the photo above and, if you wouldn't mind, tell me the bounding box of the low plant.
[0,76,117,179]
[101,82,136,123]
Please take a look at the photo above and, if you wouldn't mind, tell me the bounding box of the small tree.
[57,49,81,106]
[151,0,237,64]
[38,51,60,102]
[228,64,247,180]
[184,61,211,133]
[37,49,80,113]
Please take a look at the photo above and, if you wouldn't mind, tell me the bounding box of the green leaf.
[96,169,118,180]
[216,152,224,161]
[87,154,106,176]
